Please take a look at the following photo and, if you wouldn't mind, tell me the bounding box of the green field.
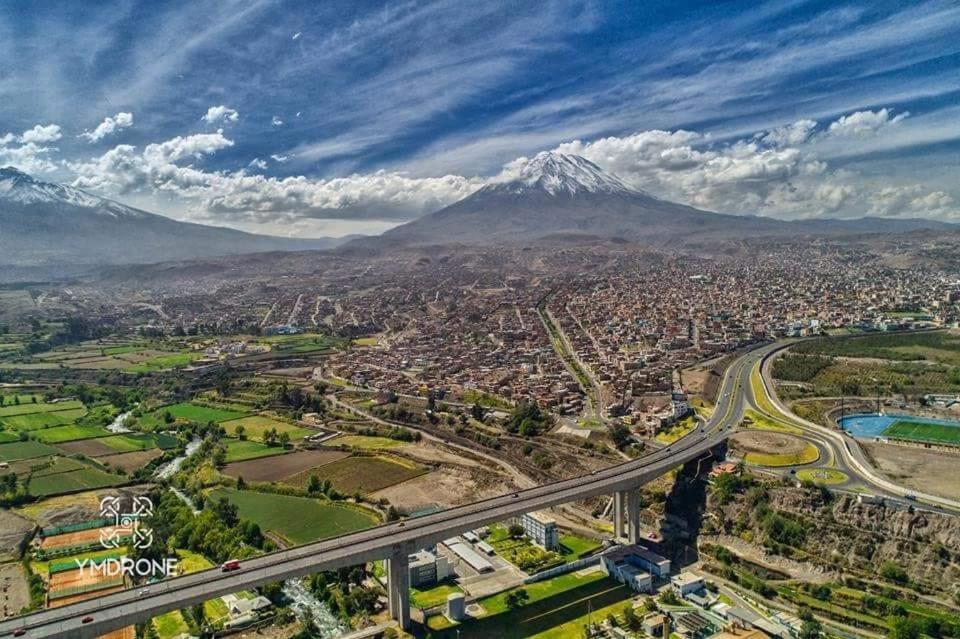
[127,351,203,373]
[284,455,427,494]
[140,402,249,429]
[100,432,180,452]
[411,581,463,609]
[744,442,820,467]
[792,331,960,366]
[0,431,19,443]
[208,488,378,544]
[33,424,111,444]
[883,420,960,445]
[0,408,88,430]
[0,440,59,461]
[429,572,631,639]
[325,434,404,449]
[796,468,849,485]
[28,466,125,496]
[223,439,286,462]
[0,400,85,418]
[220,415,311,442]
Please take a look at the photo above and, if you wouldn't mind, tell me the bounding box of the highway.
[0,344,790,638]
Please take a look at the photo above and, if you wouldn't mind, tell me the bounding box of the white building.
[520,511,559,550]
[671,572,705,597]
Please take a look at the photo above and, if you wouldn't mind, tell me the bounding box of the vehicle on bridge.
[221,559,242,572]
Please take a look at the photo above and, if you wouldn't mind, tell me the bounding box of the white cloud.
[292,31,302,41]
[271,116,284,127]
[269,154,288,163]
[19,124,62,144]
[826,108,908,138]
[760,119,817,147]
[248,158,268,170]
[201,105,239,124]
[869,185,956,217]
[81,112,134,142]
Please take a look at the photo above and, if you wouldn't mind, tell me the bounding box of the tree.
[471,402,485,421]
[505,588,529,609]
[608,423,632,449]
[234,424,246,440]
[887,617,922,639]
[508,523,525,539]
[799,618,823,639]
[278,431,291,448]
[236,476,246,490]
[623,604,640,630]
[660,589,679,606]
[307,474,322,495]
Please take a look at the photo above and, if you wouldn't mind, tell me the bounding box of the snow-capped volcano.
[0,167,345,270]
[487,152,638,197]
[0,166,113,209]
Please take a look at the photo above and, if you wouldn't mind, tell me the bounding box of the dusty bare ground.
[0,562,29,619]
[862,441,960,500]
[0,510,34,562]
[395,440,485,468]
[702,534,834,583]
[40,524,134,551]
[371,465,520,513]
[729,431,806,456]
[221,449,349,482]
[97,449,163,472]
[15,485,154,529]
[56,439,117,457]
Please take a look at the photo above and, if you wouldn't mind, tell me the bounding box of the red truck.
[220,559,241,572]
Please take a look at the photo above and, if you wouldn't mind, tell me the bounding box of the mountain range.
[1,156,954,274]
[360,152,953,249]
[0,167,344,269]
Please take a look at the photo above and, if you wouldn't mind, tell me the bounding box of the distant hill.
[0,166,346,269]
[350,152,953,249]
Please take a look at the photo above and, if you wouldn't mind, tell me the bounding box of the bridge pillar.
[627,489,641,545]
[387,550,411,630]
[613,490,626,539]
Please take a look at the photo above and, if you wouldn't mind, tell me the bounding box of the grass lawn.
[325,434,404,449]
[0,439,59,461]
[220,415,311,442]
[558,534,603,561]
[176,548,214,573]
[750,364,781,416]
[411,580,464,609]
[223,439,287,462]
[28,467,125,496]
[429,572,631,639]
[0,408,88,430]
[33,424,111,443]
[796,468,849,485]
[742,409,803,435]
[883,420,960,445]
[153,610,190,639]
[209,487,378,544]
[654,416,697,444]
[32,548,125,578]
[744,442,819,467]
[284,455,427,494]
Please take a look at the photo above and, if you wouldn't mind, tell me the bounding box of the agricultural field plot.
[99,449,164,472]
[28,466,126,497]
[0,439,59,461]
[0,430,20,442]
[284,455,428,494]
[0,407,88,430]
[99,432,179,452]
[792,330,960,366]
[56,438,117,457]
[882,420,960,445]
[208,487,377,544]
[223,439,287,462]
[221,449,349,482]
[0,399,85,418]
[126,351,203,373]
[258,333,343,354]
[220,415,311,442]
[33,424,112,444]
[139,402,249,429]
[325,434,405,449]
[31,456,88,477]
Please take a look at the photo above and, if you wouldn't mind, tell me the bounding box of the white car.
[137,588,150,597]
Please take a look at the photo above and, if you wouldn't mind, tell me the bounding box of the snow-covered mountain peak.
[0,166,132,212]
[492,152,637,197]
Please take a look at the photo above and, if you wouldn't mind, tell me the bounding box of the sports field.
[208,487,378,544]
[883,420,960,445]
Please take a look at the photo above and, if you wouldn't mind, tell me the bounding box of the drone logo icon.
[99,496,154,550]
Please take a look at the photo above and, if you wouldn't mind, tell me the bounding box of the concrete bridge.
[0,346,767,639]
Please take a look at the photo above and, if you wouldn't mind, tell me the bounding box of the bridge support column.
[387,551,411,630]
[627,489,641,545]
[613,491,626,539]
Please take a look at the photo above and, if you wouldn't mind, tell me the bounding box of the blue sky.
[1,0,959,237]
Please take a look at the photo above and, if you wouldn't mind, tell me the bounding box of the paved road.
[1,346,773,639]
